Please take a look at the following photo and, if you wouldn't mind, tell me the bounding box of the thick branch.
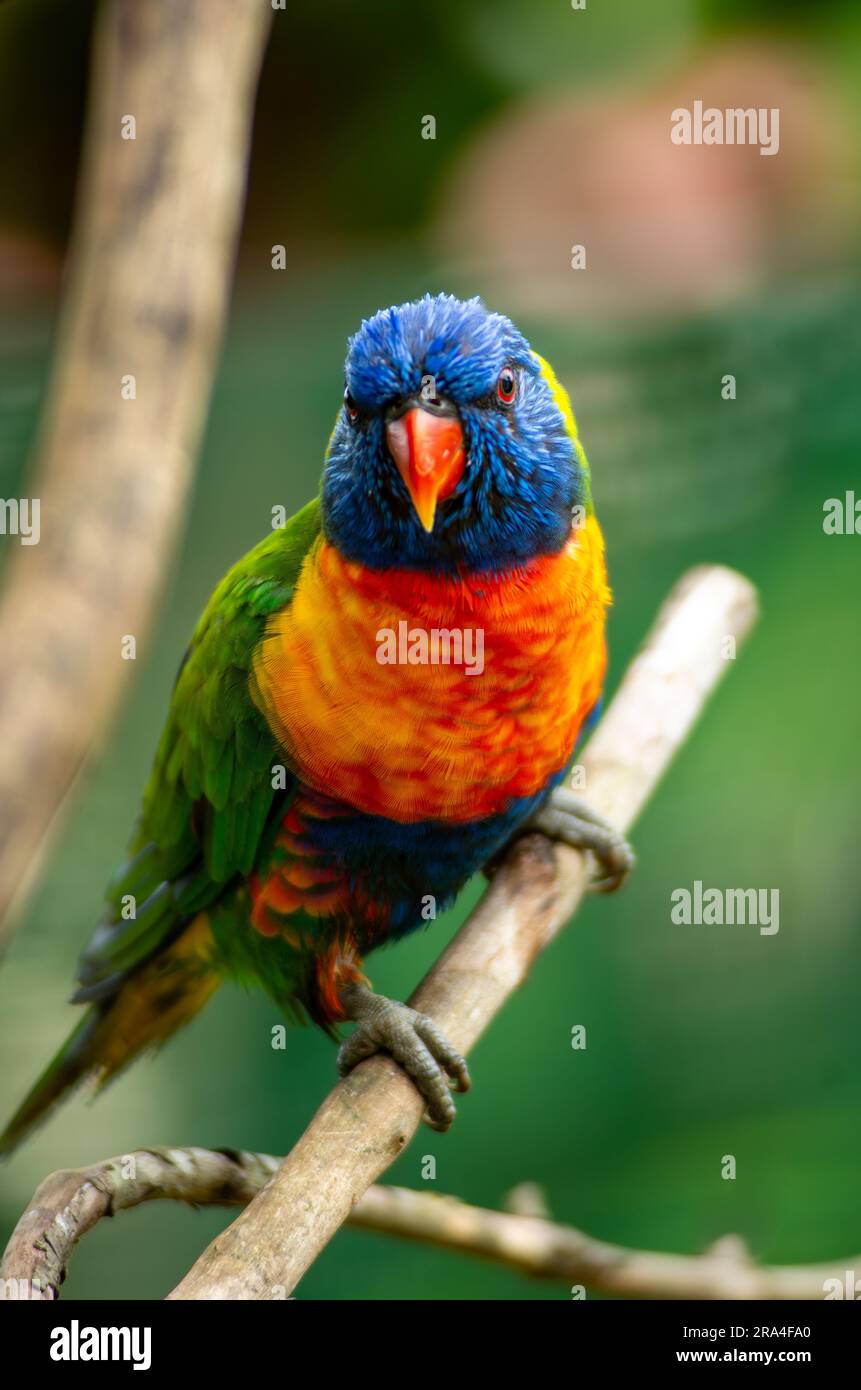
[166,565,759,1300]
[2,1147,848,1300]
[0,0,271,940]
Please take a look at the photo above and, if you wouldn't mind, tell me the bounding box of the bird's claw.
[527,786,635,892]
[337,983,470,1132]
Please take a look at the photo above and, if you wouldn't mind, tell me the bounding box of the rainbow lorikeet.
[1,294,633,1151]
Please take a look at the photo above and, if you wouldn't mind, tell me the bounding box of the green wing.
[74,497,322,1001]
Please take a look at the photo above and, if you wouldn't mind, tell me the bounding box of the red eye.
[344,388,359,422]
[496,367,516,405]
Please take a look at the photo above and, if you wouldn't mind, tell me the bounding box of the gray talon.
[527,787,635,892]
[338,982,470,1132]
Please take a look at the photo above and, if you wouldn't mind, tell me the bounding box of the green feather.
[76,496,322,998]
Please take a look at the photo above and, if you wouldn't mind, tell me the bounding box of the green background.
[1,0,860,1299]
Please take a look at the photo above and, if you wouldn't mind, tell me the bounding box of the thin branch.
[1,1147,279,1300]
[1,1147,848,1300]
[350,1187,847,1301]
[165,565,760,1300]
[0,0,271,943]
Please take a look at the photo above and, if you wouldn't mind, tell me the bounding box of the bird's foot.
[337,982,470,1132]
[526,786,635,893]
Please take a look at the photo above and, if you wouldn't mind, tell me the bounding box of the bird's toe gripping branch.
[527,786,636,893]
[337,982,470,1132]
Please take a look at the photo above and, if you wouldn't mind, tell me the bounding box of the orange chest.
[252,518,610,823]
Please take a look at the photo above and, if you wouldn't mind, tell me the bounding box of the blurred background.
[1,0,860,1299]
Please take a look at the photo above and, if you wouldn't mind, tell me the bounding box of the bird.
[0,292,633,1152]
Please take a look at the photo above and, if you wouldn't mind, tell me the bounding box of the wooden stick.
[165,564,759,1299]
[5,1144,843,1301]
[351,1185,849,1301]
[1,1148,279,1300]
[0,0,271,942]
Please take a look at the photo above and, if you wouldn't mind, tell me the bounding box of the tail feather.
[0,913,219,1157]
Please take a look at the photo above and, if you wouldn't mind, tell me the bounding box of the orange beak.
[386,407,465,533]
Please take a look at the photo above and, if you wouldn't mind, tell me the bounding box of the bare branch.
[165,565,760,1300]
[352,1186,848,1301]
[1,1147,279,1299]
[0,0,271,941]
[2,1147,848,1301]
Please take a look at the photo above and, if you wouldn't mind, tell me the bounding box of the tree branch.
[1,1147,279,1300]
[163,564,760,1300]
[2,1146,848,1300]
[0,0,271,943]
[350,1186,847,1301]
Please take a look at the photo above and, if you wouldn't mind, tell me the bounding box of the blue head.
[322,294,588,574]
